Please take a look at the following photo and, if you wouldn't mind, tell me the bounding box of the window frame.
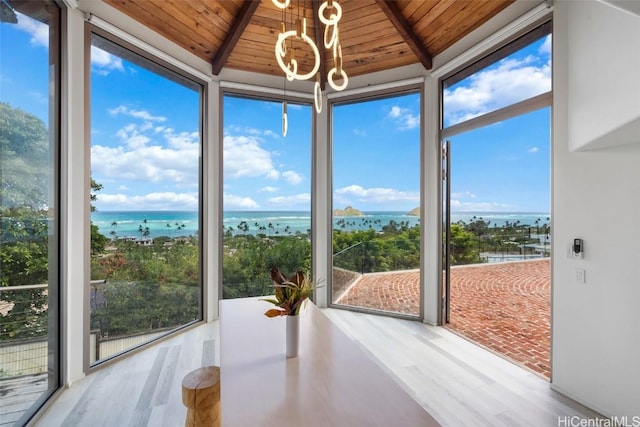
[438,20,553,324]
[440,20,553,139]
[327,84,425,320]
[218,88,315,302]
[84,25,208,370]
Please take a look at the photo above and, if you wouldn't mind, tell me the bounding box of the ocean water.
[91,210,550,239]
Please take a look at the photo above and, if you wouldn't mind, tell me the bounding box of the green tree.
[90,178,107,254]
[0,104,50,340]
[449,224,481,265]
[0,102,48,208]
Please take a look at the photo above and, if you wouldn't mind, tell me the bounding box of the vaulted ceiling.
[104,0,514,82]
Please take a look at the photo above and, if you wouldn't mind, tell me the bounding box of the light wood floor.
[33,308,601,427]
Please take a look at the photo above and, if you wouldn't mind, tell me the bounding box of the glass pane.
[89,34,202,364]
[222,95,312,299]
[331,92,421,317]
[0,1,60,424]
[443,32,551,128]
[446,107,551,378]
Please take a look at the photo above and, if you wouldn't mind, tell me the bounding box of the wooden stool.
[182,366,221,427]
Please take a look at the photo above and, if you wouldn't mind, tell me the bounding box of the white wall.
[552,0,640,417]
[567,0,640,150]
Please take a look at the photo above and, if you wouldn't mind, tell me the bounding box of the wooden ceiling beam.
[374,0,433,70]
[311,0,326,90]
[211,0,260,75]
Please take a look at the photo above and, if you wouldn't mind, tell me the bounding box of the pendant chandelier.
[273,0,348,125]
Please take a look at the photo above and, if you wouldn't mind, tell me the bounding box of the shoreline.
[91,210,550,240]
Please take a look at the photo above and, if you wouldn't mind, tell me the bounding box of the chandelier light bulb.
[328,67,348,91]
[272,0,290,10]
[324,18,338,49]
[275,30,320,81]
[318,1,342,25]
[282,101,288,137]
[286,58,297,81]
[314,78,322,114]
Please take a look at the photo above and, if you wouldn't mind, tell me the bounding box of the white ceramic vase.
[286,315,300,358]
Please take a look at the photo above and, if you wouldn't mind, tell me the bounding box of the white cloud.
[335,185,419,204]
[261,186,279,193]
[227,125,279,139]
[95,192,198,211]
[15,12,48,48]
[267,193,311,207]
[539,34,552,56]
[28,91,47,104]
[109,105,167,122]
[450,200,512,211]
[224,193,259,209]
[387,106,419,130]
[91,46,124,74]
[92,127,199,185]
[528,147,539,154]
[224,135,279,179]
[166,130,200,151]
[282,170,303,185]
[443,54,551,126]
[353,128,367,136]
[451,191,476,199]
[116,123,151,149]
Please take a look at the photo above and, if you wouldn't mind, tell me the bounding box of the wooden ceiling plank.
[340,2,388,19]
[160,0,229,47]
[339,19,399,39]
[104,0,215,61]
[189,0,240,34]
[403,0,439,25]
[104,0,513,80]
[413,0,458,36]
[427,1,513,55]
[347,54,417,77]
[211,0,261,75]
[212,0,245,20]
[375,0,432,69]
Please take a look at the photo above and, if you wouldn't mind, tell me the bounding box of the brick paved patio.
[335,259,551,378]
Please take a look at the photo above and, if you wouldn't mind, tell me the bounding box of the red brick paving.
[335,259,551,378]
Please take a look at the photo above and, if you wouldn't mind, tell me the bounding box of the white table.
[220,297,439,426]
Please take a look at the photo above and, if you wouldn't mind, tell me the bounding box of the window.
[0,1,61,423]
[442,22,552,129]
[441,23,553,377]
[222,94,312,299]
[88,33,203,364]
[331,91,422,317]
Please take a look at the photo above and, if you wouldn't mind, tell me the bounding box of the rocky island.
[334,205,364,217]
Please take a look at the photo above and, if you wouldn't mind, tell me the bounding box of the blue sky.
[1,12,551,214]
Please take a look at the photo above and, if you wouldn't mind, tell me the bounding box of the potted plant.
[261,267,315,357]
